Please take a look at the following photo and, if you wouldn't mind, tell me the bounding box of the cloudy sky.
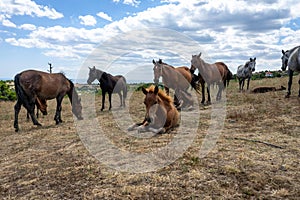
[1,0,300,82]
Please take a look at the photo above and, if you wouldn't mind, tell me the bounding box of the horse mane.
[146,85,173,103]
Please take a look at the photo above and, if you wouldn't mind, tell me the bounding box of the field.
[0,76,299,199]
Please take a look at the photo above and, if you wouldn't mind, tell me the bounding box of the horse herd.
[13,47,300,133]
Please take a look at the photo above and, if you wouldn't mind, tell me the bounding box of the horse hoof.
[285,95,290,98]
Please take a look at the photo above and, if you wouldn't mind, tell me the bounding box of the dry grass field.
[0,76,299,199]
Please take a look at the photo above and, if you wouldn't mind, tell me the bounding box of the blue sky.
[1,0,300,82]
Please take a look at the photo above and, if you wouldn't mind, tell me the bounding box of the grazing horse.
[14,70,83,132]
[152,59,199,109]
[281,46,300,98]
[128,85,179,134]
[190,53,229,104]
[236,57,256,91]
[87,66,127,111]
[26,98,48,120]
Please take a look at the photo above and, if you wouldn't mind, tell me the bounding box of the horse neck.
[157,93,173,111]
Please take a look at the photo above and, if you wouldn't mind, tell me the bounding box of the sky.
[1,0,300,83]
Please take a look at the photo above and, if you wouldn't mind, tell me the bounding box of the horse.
[281,46,300,98]
[251,86,286,93]
[152,59,199,109]
[190,53,230,104]
[26,98,47,120]
[87,66,127,111]
[128,85,179,134]
[236,57,256,91]
[14,70,83,132]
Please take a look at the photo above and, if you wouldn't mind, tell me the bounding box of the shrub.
[0,81,17,101]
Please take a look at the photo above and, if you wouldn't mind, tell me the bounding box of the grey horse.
[281,46,300,98]
[236,57,256,91]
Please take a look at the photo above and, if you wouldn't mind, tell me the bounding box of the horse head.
[152,59,163,84]
[281,50,289,71]
[72,98,83,120]
[248,57,256,72]
[87,66,98,84]
[191,52,202,70]
[142,85,167,127]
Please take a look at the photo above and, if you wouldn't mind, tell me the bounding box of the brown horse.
[128,85,179,134]
[26,98,48,120]
[14,70,83,132]
[87,66,127,111]
[152,59,199,109]
[190,53,230,104]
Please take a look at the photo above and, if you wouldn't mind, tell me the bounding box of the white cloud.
[112,0,140,7]
[97,12,113,22]
[123,0,141,7]
[0,0,63,19]
[79,15,97,26]
[19,23,36,31]
[4,0,300,77]
[2,19,16,28]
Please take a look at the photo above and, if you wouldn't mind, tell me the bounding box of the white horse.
[281,46,300,98]
[236,57,256,91]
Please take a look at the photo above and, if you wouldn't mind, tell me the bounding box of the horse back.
[19,70,70,99]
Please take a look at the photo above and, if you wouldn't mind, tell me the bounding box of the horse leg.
[54,96,64,124]
[286,70,293,98]
[101,91,106,111]
[241,79,245,91]
[216,83,223,101]
[201,81,205,104]
[298,78,300,97]
[14,100,22,132]
[108,92,112,110]
[246,77,251,90]
[118,92,123,107]
[207,84,211,104]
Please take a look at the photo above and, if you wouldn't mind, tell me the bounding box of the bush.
[0,81,17,101]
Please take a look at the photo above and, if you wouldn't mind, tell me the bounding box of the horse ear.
[142,87,148,95]
[152,59,155,64]
[154,85,159,95]
[158,59,162,64]
[92,66,96,69]
[198,52,202,57]
[282,50,285,54]
[254,57,256,61]
[250,58,253,62]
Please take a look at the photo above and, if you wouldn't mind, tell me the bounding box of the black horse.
[87,66,127,111]
[14,70,83,132]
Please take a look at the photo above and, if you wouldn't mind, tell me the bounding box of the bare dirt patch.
[0,76,299,199]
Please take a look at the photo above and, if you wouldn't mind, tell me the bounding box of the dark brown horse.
[152,59,199,109]
[14,70,83,132]
[190,53,230,104]
[128,85,179,134]
[87,66,127,111]
[26,98,48,120]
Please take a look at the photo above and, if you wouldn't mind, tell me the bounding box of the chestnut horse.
[87,66,127,111]
[152,59,199,109]
[128,85,179,134]
[26,98,48,120]
[190,53,230,104]
[14,70,83,132]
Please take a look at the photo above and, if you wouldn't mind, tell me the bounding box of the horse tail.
[122,76,127,99]
[14,73,30,109]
